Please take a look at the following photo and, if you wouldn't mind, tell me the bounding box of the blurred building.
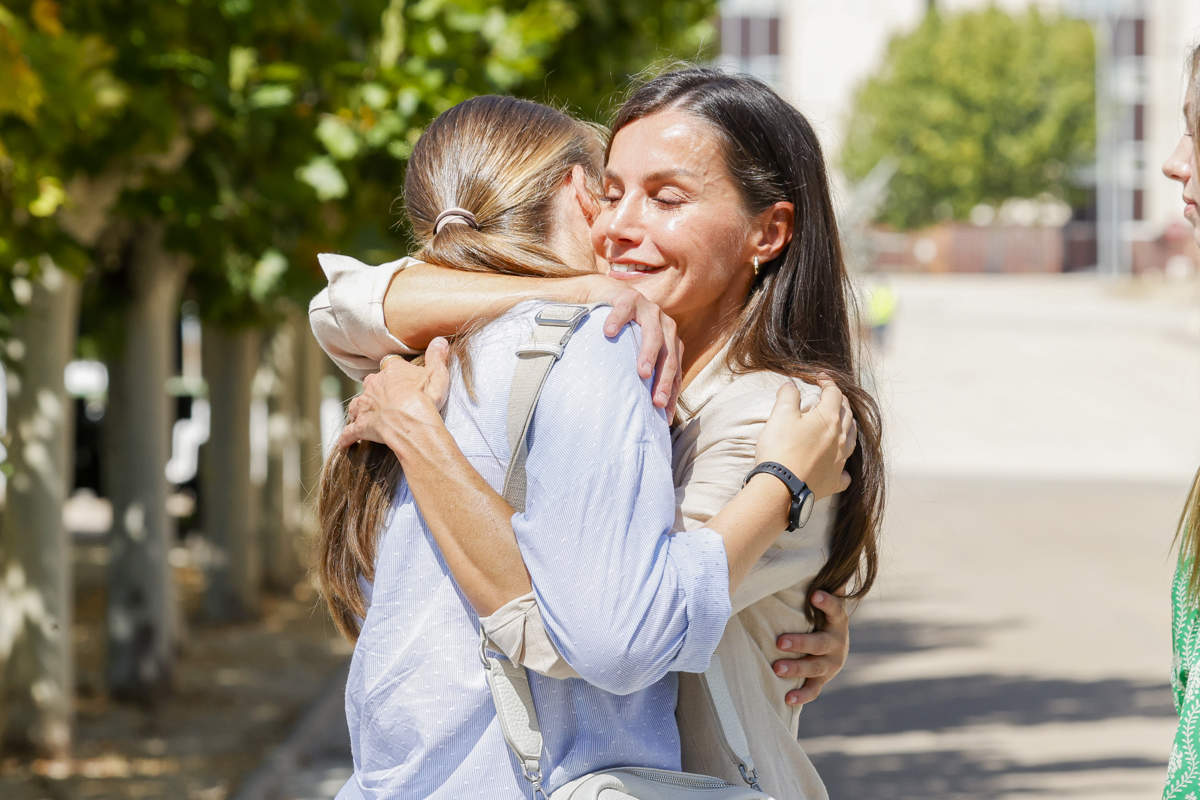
[718,0,1200,273]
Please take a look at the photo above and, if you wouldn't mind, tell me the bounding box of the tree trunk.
[293,322,328,551]
[200,324,261,620]
[104,226,188,702]
[259,314,304,592]
[0,260,80,757]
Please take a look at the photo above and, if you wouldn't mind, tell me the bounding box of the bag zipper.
[618,767,735,789]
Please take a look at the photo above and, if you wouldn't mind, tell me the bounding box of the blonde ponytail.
[316,96,604,640]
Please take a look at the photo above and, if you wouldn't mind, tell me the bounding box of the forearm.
[707,474,792,595]
[383,263,597,350]
[382,395,531,616]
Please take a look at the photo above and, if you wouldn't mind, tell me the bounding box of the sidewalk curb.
[231,661,351,800]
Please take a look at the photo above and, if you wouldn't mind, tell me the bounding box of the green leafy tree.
[0,0,723,741]
[0,0,128,757]
[840,6,1095,230]
[512,0,718,119]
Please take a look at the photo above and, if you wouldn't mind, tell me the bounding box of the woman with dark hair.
[315,67,884,797]
[1159,43,1200,800]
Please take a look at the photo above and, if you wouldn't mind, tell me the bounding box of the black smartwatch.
[743,461,815,531]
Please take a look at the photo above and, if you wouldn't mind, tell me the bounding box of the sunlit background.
[1,1,1197,799]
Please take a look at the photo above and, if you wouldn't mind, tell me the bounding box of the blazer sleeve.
[675,376,835,614]
[308,252,424,382]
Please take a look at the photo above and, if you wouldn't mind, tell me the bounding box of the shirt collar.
[674,336,737,425]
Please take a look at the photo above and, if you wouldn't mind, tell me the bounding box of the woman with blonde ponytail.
[315,94,855,799]
[1160,44,1200,800]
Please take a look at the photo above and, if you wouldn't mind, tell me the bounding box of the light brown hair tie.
[433,207,479,233]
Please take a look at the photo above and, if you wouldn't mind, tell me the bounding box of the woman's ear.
[568,164,600,225]
[751,201,795,264]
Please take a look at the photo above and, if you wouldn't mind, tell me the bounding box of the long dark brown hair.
[316,96,603,640]
[612,67,886,627]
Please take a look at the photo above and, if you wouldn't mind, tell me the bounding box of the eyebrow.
[604,168,702,184]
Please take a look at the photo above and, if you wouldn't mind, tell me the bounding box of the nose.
[604,193,644,248]
[1162,135,1193,184]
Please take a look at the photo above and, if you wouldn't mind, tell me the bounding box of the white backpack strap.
[701,657,763,790]
[481,628,550,797]
[502,303,597,512]
[484,302,595,798]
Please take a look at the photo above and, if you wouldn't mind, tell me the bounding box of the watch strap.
[743,461,813,531]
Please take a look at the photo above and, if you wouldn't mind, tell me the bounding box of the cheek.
[590,209,611,253]
[671,215,748,278]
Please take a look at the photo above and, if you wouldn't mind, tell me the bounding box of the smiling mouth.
[609,263,665,274]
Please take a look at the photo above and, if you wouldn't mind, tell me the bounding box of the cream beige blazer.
[309,254,833,800]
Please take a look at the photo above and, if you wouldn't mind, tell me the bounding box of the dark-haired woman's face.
[1162,86,1200,247]
[593,110,758,340]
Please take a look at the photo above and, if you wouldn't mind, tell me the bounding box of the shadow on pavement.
[799,615,1173,738]
[806,749,1164,800]
[797,615,1173,798]
[797,671,1172,738]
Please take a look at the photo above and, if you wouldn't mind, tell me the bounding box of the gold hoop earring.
[752,255,760,276]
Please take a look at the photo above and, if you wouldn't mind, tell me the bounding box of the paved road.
[797,274,1198,799]
[254,274,1200,800]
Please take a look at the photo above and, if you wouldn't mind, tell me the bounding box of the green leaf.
[28,176,65,217]
[316,114,361,160]
[229,46,256,93]
[248,84,294,109]
[380,0,406,68]
[361,82,390,111]
[250,248,288,302]
[296,156,348,200]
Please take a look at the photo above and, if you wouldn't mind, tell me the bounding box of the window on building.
[718,8,781,86]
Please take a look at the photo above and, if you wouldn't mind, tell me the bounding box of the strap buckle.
[479,630,494,669]
[515,342,565,359]
[534,303,590,328]
[522,760,547,798]
[739,764,762,791]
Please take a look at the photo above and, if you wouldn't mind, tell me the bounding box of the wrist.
[744,461,816,531]
[382,393,444,462]
[745,472,792,528]
[575,273,623,304]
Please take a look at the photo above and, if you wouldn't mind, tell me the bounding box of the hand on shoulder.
[755,380,857,500]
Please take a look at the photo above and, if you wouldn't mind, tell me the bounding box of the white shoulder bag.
[483,303,774,800]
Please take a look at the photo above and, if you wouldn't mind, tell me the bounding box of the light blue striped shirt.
[336,303,732,799]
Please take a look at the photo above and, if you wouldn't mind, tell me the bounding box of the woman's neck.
[678,314,737,390]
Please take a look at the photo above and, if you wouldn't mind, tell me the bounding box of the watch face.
[797,491,816,527]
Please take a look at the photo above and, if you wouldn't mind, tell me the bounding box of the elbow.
[555,631,674,695]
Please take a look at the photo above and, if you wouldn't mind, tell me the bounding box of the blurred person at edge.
[1160,43,1200,800]
[312,68,884,798]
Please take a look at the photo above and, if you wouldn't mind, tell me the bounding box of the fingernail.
[813,592,826,604]
[640,361,652,374]
[774,663,787,676]
[786,694,799,706]
[779,637,793,650]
